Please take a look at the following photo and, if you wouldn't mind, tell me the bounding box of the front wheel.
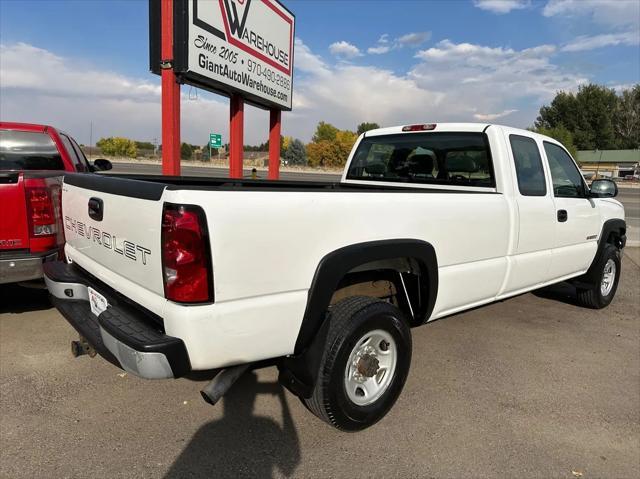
[303,296,412,431]
[577,244,621,309]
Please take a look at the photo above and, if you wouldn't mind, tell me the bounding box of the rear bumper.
[0,250,58,284]
[43,261,191,379]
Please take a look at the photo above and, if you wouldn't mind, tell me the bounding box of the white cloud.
[294,38,329,74]
[0,43,160,101]
[367,31,430,54]
[473,0,530,14]
[367,45,391,55]
[609,83,637,93]
[0,39,596,146]
[283,38,588,140]
[543,0,640,29]
[561,31,640,52]
[397,32,431,47]
[328,41,363,59]
[0,42,270,145]
[411,39,586,124]
[474,109,518,121]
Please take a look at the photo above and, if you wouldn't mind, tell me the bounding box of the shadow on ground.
[0,283,51,314]
[533,281,582,306]
[165,371,301,479]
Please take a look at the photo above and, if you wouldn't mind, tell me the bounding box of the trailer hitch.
[71,336,96,358]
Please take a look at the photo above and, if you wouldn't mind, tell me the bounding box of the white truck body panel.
[60,124,624,370]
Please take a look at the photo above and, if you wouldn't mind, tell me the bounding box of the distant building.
[577,150,640,179]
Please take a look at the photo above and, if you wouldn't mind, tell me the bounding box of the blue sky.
[1,0,639,145]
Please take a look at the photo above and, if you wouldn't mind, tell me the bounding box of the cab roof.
[0,122,54,133]
[364,123,491,137]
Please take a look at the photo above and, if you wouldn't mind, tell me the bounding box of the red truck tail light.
[26,185,56,236]
[161,203,213,303]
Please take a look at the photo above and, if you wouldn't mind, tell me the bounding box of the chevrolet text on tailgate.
[45,123,626,431]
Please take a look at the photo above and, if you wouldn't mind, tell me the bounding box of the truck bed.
[66,172,496,199]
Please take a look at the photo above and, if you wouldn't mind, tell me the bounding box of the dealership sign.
[150,0,294,111]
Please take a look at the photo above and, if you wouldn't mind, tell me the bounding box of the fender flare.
[280,239,438,397]
[577,218,626,286]
[294,239,438,354]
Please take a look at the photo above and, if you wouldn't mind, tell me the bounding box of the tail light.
[402,124,436,132]
[161,203,213,303]
[26,185,56,236]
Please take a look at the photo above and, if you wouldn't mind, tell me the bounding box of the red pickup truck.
[0,122,112,285]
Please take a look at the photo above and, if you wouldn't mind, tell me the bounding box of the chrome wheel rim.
[344,329,397,406]
[600,259,616,296]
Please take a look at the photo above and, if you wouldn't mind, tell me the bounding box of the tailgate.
[61,174,167,299]
[0,172,29,252]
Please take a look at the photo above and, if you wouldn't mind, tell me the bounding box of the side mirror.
[590,179,618,198]
[93,158,113,171]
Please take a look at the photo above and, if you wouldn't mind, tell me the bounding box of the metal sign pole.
[229,94,244,179]
[268,109,281,180]
[161,0,181,176]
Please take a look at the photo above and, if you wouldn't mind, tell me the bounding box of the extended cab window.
[346,132,495,187]
[510,135,546,196]
[0,130,64,170]
[544,142,586,198]
[60,134,89,172]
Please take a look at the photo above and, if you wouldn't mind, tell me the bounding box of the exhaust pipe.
[200,364,250,406]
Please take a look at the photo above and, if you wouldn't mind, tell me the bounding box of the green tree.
[613,84,640,149]
[306,130,358,168]
[282,136,293,154]
[532,125,578,157]
[180,142,193,160]
[96,137,137,157]
[312,121,339,142]
[356,122,380,135]
[283,139,307,166]
[135,141,154,150]
[535,84,618,150]
[201,144,219,161]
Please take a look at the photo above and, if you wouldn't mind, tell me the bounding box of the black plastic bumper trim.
[45,261,191,377]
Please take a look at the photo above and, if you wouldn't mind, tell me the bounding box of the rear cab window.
[509,135,547,196]
[346,132,495,188]
[0,130,64,170]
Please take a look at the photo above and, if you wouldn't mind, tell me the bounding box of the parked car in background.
[0,122,112,285]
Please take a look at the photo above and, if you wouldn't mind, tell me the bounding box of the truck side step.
[200,364,250,406]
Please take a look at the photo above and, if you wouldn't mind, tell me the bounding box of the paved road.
[1,251,639,478]
[108,162,341,182]
[619,188,640,230]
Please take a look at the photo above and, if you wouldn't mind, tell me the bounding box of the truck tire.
[577,244,621,309]
[304,296,412,431]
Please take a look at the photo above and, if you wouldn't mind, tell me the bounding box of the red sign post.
[268,110,281,180]
[151,0,294,180]
[160,0,181,176]
[229,94,244,179]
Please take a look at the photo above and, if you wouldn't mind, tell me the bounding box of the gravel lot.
[1,250,638,479]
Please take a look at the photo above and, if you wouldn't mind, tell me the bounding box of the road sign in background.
[209,133,222,148]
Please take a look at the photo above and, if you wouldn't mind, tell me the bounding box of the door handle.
[88,197,104,221]
[557,209,568,222]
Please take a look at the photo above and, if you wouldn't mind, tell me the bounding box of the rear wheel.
[577,244,621,309]
[304,296,412,431]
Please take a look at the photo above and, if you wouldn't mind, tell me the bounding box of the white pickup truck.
[45,123,626,430]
